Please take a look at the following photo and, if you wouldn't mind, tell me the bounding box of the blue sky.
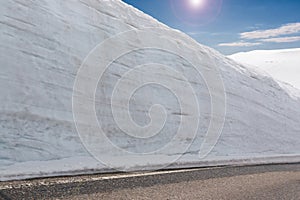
[122,0,300,55]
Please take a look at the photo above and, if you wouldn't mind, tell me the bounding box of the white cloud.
[260,36,300,43]
[240,23,300,39]
[187,31,206,36]
[218,42,261,47]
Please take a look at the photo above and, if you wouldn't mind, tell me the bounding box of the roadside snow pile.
[1,0,299,181]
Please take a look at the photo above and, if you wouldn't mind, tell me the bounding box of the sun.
[188,0,205,9]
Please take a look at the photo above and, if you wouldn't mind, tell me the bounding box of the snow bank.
[229,48,300,90]
[0,0,299,180]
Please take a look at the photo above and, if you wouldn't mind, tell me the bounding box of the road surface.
[0,164,299,199]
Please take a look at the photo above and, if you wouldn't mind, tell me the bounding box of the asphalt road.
[0,164,299,200]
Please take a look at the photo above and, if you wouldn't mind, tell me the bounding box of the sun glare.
[188,0,205,9]
[171,0,223,26]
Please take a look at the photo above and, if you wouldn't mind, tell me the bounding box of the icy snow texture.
[0,0,300,180]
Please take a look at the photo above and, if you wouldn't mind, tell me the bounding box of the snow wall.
[0,0,300,180]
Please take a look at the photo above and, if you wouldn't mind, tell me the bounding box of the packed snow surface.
[229,48,300,90]
[0,0,299,180]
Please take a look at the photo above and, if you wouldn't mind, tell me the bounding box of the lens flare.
[170,0,223,26]
[188,0,205,9]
